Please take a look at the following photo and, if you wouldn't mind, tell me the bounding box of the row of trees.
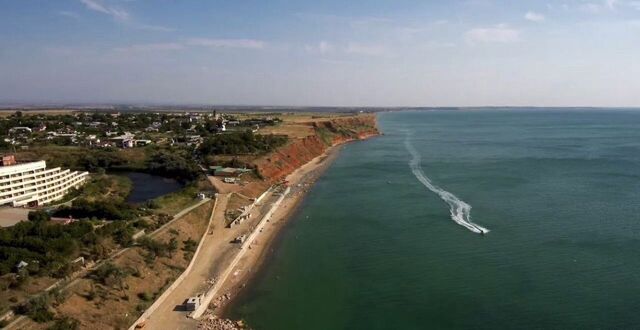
[146,149,202,182]
[198,130,287,155]
[0,216,136,277]
[53,198,138,221]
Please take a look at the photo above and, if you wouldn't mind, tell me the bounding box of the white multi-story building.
[0,157,88,207]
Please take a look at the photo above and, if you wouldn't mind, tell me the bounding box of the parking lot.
[0,207,29,227]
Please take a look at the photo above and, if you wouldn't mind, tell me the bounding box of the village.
[0,110,281,150]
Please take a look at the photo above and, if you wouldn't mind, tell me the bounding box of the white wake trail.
[405,136,489,235]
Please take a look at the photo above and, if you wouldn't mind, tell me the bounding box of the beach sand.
[199,143,344,322]
[141,143,346,330]
[210,145,341,316]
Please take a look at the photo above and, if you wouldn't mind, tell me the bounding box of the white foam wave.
[405,136,489,235]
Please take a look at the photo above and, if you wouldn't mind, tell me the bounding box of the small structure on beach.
[232,235,247,244]
[184,295,202,311]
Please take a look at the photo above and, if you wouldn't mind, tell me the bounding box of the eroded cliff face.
[254,114,379,182]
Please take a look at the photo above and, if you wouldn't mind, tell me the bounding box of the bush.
[182,238,197,252]
[199,130,287,155]
[145,199,160,209]
[15,295,54,323]
[137,291,153,301]
[146,150,201,182]
[53,198,136,220]
[0,220,97,277]
[138,237,179,259]
[48,317,79,330]
[28,210,50,222]
[92,262,126,287]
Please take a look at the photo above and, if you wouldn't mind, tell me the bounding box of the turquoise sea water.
[230,110,640,329]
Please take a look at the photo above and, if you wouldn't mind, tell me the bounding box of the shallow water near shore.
[229,109,640,329]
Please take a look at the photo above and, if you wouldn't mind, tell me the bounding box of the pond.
[121,172,183,204]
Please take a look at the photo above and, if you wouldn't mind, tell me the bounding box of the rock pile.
[198,314,248,330]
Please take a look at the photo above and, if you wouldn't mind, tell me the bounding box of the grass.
[80,174,133,203]
[151,178,212,216]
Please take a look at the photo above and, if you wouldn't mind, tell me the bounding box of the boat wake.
[404,136,489,235]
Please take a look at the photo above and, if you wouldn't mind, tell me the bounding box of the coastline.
[203,134,379,324]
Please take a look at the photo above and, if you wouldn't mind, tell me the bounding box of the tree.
[15,295,54,323]
[27,210,50,223]
[48,317,79,330]
[168,237,178,258]
[93,262,127,293]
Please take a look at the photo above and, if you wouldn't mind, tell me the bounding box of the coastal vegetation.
[198,130,288,155]
[49,201,212,329]
[0,110,379,328]
[52,174,137,220]
[0,218,116,277]
[146,149,202,182]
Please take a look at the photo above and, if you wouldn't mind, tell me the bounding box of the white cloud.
[79,0,129,21]
[305,41,334,54]
[58,11,80,19]
[424,41,456,49]
[79,0,175,32]
[186,38,265,49]
[628,1,640,10]
[525,11,545,22]
[136,24,175,32]
[581,2,604,13]
[113,43,184,52]
[466,24,520,44]
[111,38,267,53]
[349,17,393,29]
[344,43,388,56]
[579,0,622,13]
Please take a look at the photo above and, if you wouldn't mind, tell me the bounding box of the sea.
[229,109,640,329]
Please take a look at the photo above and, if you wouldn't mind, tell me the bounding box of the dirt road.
[142,190,281,329]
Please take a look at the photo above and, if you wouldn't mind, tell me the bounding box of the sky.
[1,0,639,107]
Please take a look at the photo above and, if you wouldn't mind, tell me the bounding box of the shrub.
[199,130,287,155]
[137,291,153,301]
[53,198,136,220]
[28,210,50,222]
[146,150,201,182]
[15,295,54,323]
[92,262,126,287]
[47,317,79,330]
[182,238,197,252]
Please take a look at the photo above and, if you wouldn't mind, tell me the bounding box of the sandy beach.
[131,116,378,330]
[201,143,345,322]
[137,141,353,330]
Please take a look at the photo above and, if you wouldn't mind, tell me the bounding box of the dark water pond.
[121,172,183,203]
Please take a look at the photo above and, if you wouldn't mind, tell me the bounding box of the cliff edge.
[254,114,379,182]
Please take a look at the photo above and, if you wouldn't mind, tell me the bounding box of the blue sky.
[1,0,639,106]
